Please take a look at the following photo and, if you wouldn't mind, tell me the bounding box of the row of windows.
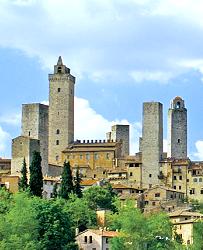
[84,236,109,244]
[193,177,203,182]
[190,189,203,195]
[173,185,182,190]
[67,153,110,160]
[174,175,182,180]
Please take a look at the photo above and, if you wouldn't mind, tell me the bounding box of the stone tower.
[168,96,187,159]
[21,103,49,175]
[142,102,163,188]
[106,125,129,156]
[48,56,75,165]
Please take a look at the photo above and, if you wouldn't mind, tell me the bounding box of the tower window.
[176,102,180,108]
[56,155,59,161]
[56,140,59,145]
[28,131,30,136]
[58,88,61,92]
[178,139,180,143]
[149,174,152,178]
[57,67,62,73]
[56,129,60,134]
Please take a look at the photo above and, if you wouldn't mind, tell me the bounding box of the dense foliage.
[59,161,74,199]
[18,157,28,191]
[29,151,43,197]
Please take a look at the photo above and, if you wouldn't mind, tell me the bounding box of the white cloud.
[130,70,173,83]
[0,126,11,157]
[1,0,203,83]
[192,140,203,160]
[74,96,141,155]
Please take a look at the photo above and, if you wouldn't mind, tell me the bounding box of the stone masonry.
[22,103,49,175]
[48,56,75,165]
[106,124,129,156]
[168,96,187,159]
[142,102,163,188]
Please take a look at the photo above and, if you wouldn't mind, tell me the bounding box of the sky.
[1,0,203,159]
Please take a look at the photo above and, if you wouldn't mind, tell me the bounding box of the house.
[0,175,19,193]
[76,229,118,250]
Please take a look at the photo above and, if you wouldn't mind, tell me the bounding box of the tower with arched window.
[168,96,187,159]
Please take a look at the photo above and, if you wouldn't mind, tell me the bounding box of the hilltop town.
[1,57,203,248]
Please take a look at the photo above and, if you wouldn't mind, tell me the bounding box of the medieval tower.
[142,102,163,188]
[106,125,129,156]
[48,56,75,165]
[168,96,187,159]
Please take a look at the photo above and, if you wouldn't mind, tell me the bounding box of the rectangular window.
[149,174,152,178]
[179,176,182,180]
[106,153,110,159]
[86,153,90,160]
[174,176,177,180]
[106,238,109,243]
[174,186,176,189]
[201,190,203,194]
[94,153,99,160]
[179,186,181,190]
[84,236,87,243]
[130,172,133,176]
[56,140,59,145]
[89,236,92,243]
[152,201,156,206]
[155,193,160,197]
[57,88,61,92]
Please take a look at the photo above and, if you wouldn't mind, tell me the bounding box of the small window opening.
[57,67,62,73]
[149,174,152,178]
[56,140,59,145]
[58,88,61,92]
[178,139,180,143]
[56,129,60,134]
[176,102,181,108]
[28,131,30,136]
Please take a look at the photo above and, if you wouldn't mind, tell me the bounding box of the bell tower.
[48,56,75,165]
[168,96,187,159]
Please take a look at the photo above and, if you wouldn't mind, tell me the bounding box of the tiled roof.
[90,229,119,237]
[81,179,98,186]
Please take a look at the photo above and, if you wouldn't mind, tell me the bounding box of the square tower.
[48,56,75,165]
[21,103,49,175]
[106,125,129,156]
[168,96,187,159]
[142,102,163,188]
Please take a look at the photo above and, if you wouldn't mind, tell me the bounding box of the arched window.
[56,129,60,134]
[176,101,180,108]
[193,178,197,182]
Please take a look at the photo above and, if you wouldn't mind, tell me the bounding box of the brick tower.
[48,56,75,165]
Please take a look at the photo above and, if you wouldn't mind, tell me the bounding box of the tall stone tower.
[106,125,129,156]
[21,103,49,175]
[142,102,163,188]
[48,56,75,165]
[168,96,187,159]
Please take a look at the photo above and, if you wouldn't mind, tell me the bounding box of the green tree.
[0,192,39,250]
[64,194,97,232]
[109,201,183,250]
[19,157,28,191]
[29,151,43,197]
[0,188,13,215]
[83,185,116,210]
[59,161,74,199]
[33,198,76,250]
[74,167,82,198]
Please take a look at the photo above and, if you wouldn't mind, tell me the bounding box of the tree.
[29,151,43,197]
[59,161,74,199]
[19,157,28,191]
[74,167,82,198]
[109,201,183,250]
[0,188,13,215]
[0,192,39,250]
[33,198,76,250]
[83,186,116,210]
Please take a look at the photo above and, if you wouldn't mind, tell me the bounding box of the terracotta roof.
[81,179,99,186]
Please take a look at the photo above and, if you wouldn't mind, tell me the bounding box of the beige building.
[76,229,118,250]
[0,158,11,176]
[0,175,19,193]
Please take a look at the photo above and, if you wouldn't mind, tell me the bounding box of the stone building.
[62,139,122,179]
[168,96,187,159]
[106,124,129,156]
[142,102,163,189]
[21,103,49,175]
[11,136,40,176]
[0,158,11,176]
[48,56,75,165]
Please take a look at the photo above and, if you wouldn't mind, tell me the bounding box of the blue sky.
[1,0,203,159]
